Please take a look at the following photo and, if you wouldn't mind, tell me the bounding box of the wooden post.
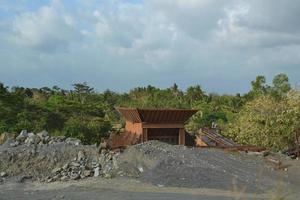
[142,128,148,142]
[179,128,185,145]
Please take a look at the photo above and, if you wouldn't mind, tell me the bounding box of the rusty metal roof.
[116,107,198,123]
[200,128,236,146]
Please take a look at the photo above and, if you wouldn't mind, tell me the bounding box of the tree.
[72,82,94,104]
[245,75,268,100]
[186,100,229,134]
[225,91,300,150]
[271,73,291,98]
[63,116,111,144]
[186,85,205,104]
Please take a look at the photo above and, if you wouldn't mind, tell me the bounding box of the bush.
[225,91,300,150]
[63,116,112,145]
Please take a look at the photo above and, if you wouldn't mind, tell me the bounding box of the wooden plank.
[179,128,185,145]
[142,128,148,142]
[142,123,184,129]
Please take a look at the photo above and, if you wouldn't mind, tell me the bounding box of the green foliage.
[0,82,112,144]
[0,73,298,150]
[271,73,291,99]
[63,116,111,145]
[224,91,300,150]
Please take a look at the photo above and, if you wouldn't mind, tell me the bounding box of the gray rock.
[77,151,85,161]
[19,130,28,137]
[94,167,100,177]
[52,174,62,180]
[16,130,28,142]
[70,162,80,167]
[18,175,32,183]
[246,151,263,156]
[99,142,108,150]
[137,165,144,173]
[102,163,113,178]
[37,130,48,138]
[2,138,15,147]
[48,140,55,145]
[60,176,68,181]
[9,141,19,147]
[62,163,69,170]
[0,172,8,177]
[43,136,51,143]
[52,167,62,174]
[104,173,112,179]
[65,138,81,146]
[27,132,35,138]
[47,178,54,183]
[83,170,92,177]
[92,162,100,168]
[25,135,40,145]
[71,174,80,180]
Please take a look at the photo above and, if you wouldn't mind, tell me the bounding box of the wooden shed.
[116,107,198,145]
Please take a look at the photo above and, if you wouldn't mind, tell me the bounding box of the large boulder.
[16,130,28,142]
[24,133,40,146]
[37,130,48,138]
[37,130,49,143]
[65,138,81,146]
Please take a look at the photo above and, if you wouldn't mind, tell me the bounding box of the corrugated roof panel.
[201,128,236,146]
[116,107,198,123]
[117,108,141,123]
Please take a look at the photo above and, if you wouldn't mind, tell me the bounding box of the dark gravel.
[1,140,299,196]
[119,141,286,193]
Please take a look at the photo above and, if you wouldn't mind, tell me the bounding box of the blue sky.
[0,0,300,93]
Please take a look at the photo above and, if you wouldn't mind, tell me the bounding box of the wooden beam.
[142,123,184,129]
[142,128,148,142]
[179,128,185,145]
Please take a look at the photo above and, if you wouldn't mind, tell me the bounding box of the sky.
[0,0,300,94]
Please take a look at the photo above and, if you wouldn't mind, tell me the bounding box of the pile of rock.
[4,130,81,147]
[44,151,96,182]
[0,129,124,183]
[98,149,119,178]
[43,149,119,182]
[0,171,8,183]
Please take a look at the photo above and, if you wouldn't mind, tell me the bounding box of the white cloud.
[216,0,300,48]
[1,0,300,93]
[11,5,79,51]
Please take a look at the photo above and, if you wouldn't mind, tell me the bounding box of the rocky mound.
[0,136,294,193]
[114,141,284,192]
[0,130,119,183]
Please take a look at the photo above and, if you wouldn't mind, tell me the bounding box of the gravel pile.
[0,135,295,193]
[117,141,282,192]
[0,130,120,183]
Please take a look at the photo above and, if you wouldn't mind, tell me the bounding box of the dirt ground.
[0,177,288,200]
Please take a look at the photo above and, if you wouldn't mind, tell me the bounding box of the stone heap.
[44,150,96,182]
[5,130,81,147]
[44,149,119,182]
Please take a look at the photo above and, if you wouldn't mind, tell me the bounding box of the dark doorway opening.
[147,128,179,145]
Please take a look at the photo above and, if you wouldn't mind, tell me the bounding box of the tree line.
[0,73,299,150]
